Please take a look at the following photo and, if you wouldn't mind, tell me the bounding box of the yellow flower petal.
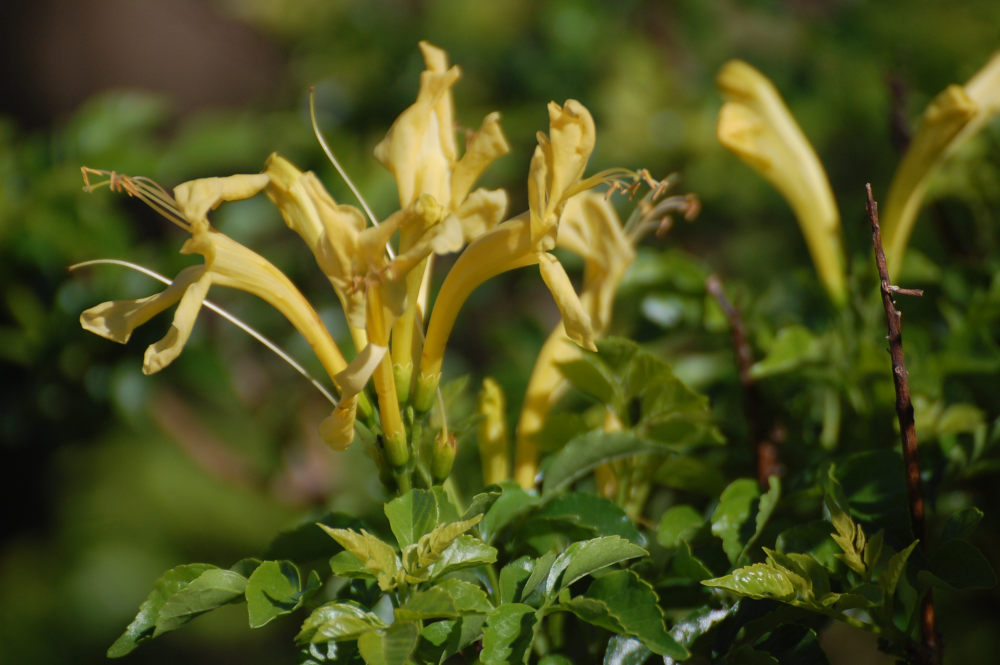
[335,343,389,396]
[174,173,270,228]
[717,60,845,305]
[450,112,510,209]
[882,51,1000,275]
[538,252,596,352]
[143,269,213,374]
[319,394,359,451]
[80,265,207,344]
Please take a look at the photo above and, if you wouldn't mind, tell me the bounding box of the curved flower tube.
[716,60,846,306]
[882,51,1000,276]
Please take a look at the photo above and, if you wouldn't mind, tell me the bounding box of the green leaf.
[880,540,918,597]
[434,578,494,613]
[246,560,316,628]
[481,604,538,665]
[670,542,713,582]
[499,557,534,604]
[416,616,487,664]
[711,478,759,564]
[656,505,704,549]
[519,551,558,604]
[463,486,503,521]
[154,568,248,636]
[385,489,441,549]
[702,563,798,601]
[558,352,623,408]
[539,655,574,665]
[330,551,373,579]
[750,325,823,379]
[481,482,541,544]
[835,451,911,542]
[603,635,651,665]
[319,526,400,591]
[545,536,648,595]
[942,507,984,541]
[108,563,216,657]
[425,535,497,580]
[396,587,460,621]
[264,512,367,562]
[543,430,672,496]
[564,570,688,659]
[296,602,386,644]
[535,492,644,544]
[776,522,840,571]
[357,621,419,665]
[654,456,726,495]
[921,539,997,590]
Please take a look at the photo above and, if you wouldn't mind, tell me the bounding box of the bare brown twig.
[864,184,940,665]
[706,274,780,488]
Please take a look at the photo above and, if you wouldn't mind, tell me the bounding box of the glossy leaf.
[246,560,317,628]
[296,602,386,644]
[320,526,400,591]
[154,568,248,636]
[657,505,704,549]
[108,563,217,657]
[566,570,688,659]
[357,621,419,665]
[702,563,798,601]
[385,489,441,549]
[603,635,651,665]
[499,557,534,604]
[545,535,648,595]
[463,486,504,521]
[481,603,538,665]
[481,482,541,544]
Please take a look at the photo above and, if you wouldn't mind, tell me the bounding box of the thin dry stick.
[864,184,939,665]
[706,274,780,488]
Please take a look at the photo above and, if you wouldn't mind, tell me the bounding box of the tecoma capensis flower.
[717,60,847,306]
[882,51,1000,276]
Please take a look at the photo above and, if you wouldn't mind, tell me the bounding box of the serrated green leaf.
[463,486,503,521]
[385,489,441,549]
[763,549,828,599]
[154,568,247,636]
[751,476,781,552]
[656,505,704,549]
[702,563,798,601]
[319,526,400,591]
[246,560,313,628]
[296,602,386,644]
[519,551,558,604]
[670,541,713,582]
[330,551,372,579]
[603,635,651,665]
[107,563,217,657]
[499,557,534,604]
[921,539,997,590]
[569,570,688,659]
[481,482,541,544]
[543,430,673,496]
[545,536,648,595]
[535,492,644,544]
[358,621,419,665]
[433,578,493,613]
[395,587,460,621]
[711,479,759,564]
[416,615,487,664]
[481,604,538,665]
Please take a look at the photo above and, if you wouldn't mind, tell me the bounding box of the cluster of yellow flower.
[77,42,690,491]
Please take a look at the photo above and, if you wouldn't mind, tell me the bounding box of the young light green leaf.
[711,478,759,564]
[425,534,497,580]
[401,516,488,581]
[296,602,386,644]
[880,540,919,597]
[329,551,372,579]
[107,563,217,657]
[246,560,316,628]
[656,505,704,550]
[319,526,400,591]
[545,536,648,595]
[702,563,799,601]
[385,489,441,549]
[395,586,460,622]
[481,603,538,665]
[357,621,420,665]
[434,578,494,613]
[154,568,248,636]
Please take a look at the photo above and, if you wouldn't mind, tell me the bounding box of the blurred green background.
[1,1,998,663]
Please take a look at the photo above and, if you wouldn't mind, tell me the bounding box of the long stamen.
[68,259,338,406]
[81,167,190,231]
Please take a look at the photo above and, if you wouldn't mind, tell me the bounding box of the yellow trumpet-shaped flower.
[513,192,635,489]
[414,101,602,412]
[78,171,370,450]
[882,51,1000,276]
[717,60,846,306]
